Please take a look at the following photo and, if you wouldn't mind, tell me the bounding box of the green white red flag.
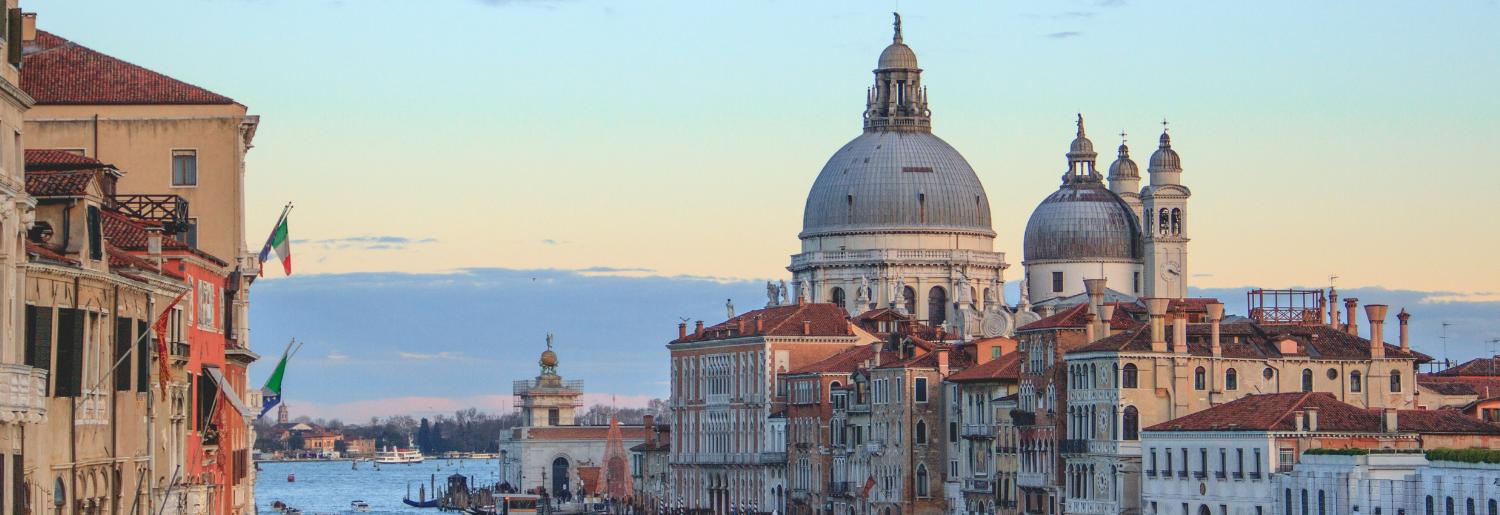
[258,204,292,276]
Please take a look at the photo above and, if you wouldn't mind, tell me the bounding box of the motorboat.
[351,501,371,512]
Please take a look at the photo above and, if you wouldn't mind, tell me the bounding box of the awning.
[205,366,254,424]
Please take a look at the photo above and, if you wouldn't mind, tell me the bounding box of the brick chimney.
[1329,289,1340,328]
[678,323,687,340]
[737,317,747,335]
[802,320,811,335]
[1366,304,1388,359]
[22,13,35,42]
[146,226,164,267]
[643,414,654,431]
[755,314,764,333]
[1305,407,1319,432]
[1208,303,1224,358]
[1344,298,1359,335]
[1085,278,1108,338]
[695,320,704,337]
[1397,309,1411,352]
[1147,298,1170,352]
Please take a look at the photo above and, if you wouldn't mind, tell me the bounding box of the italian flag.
[258,206,292,276]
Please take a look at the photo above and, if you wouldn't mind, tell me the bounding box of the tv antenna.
[1328,275,1339,289]
[1441,322,1453,369]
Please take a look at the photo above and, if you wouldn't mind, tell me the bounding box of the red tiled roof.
[25,242,78,265]
[878,342,976,370]
[24,149,105,171]
[1419,375,1500,398]
[100,210,191,252]
[22,31,235,105]
[946,352,1020,383]
[672,303,854,343]
[1434,357,1500,377]
[1143,392,1500,435]
[1017,302,1142,332]
[789,344,895,375]
[1068,321,1432,362]
[25,170,95,197]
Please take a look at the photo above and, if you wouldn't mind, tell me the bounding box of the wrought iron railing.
[112,195,191,234]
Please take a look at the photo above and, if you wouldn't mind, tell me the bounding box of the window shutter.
[88,206,103,261]
[115,318,133,391]
[6,9,19,66]
[25,305,52,373]
[136,320,150,393]
[53,308,84,397]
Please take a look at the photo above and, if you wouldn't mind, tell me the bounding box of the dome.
[1149,132,1181,171]
[879,43,919,69]
[1108,143,1139,180]
[1069,135,1094,154]
[540,349,558,367]
[1023,183,1141,262]
[801,131,994,238]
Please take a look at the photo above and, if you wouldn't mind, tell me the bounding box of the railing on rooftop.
[1247,289,1326,325]
[113,195,191,234]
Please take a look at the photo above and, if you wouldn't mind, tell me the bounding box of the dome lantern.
[864,12,930,133]
[1062,114,1102,185]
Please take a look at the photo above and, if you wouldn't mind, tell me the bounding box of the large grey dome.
[801,131,994,238]
[1023,183,1141,262]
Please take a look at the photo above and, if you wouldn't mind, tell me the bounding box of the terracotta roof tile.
[1419,375,1500,398]
[22,31,235,105]
[672,303,853,344]
[1069,321,1431,362]
[25,170,95,197]
[100,210,191,251]
[789,345,895,375]
[25,242,78,265]
[946,351,1020,383]
[1143,392,1500,435]
[1434,357,1500,377]
[24,149,104,171]
[1017,302,1142,332]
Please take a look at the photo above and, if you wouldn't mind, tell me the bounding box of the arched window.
[1264,368,1275,380]
[1350,371,1362,393]
[1286,490,1293,515]
[1226,369,1238,391]
[1392,371,1403,392]
[1320,491,1327,515]
[1468,498,1476,515]
[915,420,927,444]
[1123,364,1138,388]
[1487,499,1495,515]
[1171,208,1182,235]
[1158,209,1170,235]
[830,287,845,309]
[1428,497,1435,515]
[55,477,66,507]
[1449,498,1456,515]
[1123,406,1140,441]
[928,287,948,327]
[915,464,930,497]
[1303,369,1314,392]
[1194,367,1206,390]
[903,286,917,316]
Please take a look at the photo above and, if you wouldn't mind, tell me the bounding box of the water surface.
[257,460,503,515]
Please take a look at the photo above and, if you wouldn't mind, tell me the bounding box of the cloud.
[397,351,470,361]
[1052,12,1094,19]
[294,236,439,251]
[542,239,571,245]
[476,0,567,5]
[1047,31,1082,39]
[1096,0,1127,6]
[328,353,348,360]
[578,266,656,273]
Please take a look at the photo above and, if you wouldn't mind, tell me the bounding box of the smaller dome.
[1149,132,1181,171]
[540,349,558,367]
[1108,143,1139,180]
[879,43,919,69]
[1068,114,1094,154]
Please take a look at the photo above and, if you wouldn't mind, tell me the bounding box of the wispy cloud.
[542,239,572,245]
[291,236,438,251]
[1053,12,1094,19]
[1047,31,1082,39]
[328,353,349,360]
[578,266,655,273]
[397,351,468,360]
[1096,0,1127,6]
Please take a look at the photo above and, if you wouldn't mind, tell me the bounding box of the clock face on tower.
[1160,261,1182,282]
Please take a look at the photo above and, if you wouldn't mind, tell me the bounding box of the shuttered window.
[198,371,218,434]
[87,206,103,261]
[25,305,52,382]
[115,318,134,391]
[136,320,150,393]
[53,308,85,397]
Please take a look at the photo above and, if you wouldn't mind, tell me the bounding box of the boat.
[375,447,424,465]
[271,501,287,511]
[351,501,371,512]
[404,499,439,508]
[286,509,303,515]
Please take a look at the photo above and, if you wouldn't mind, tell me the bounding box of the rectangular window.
[172,150,198,186]
[175,217,199,249]
[895,377,903,403]
[136,320,150,393]
[915,377,928,403]
[1255,448,1263,477]
[949,422,957,443]
[950,460,958,477]
[1052,272,1064,293]
[1150,448,1157,475]
[197,369,218,434]
[87,205,103,260]
[53,308,85,397]
[24,305,52,377]
[114,317,133,391]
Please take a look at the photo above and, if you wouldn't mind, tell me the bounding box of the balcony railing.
[1059,439,1088,455]
[1214,471,1226,480]
[865,442,884,455]
[791,489,809,503]
[962,479,992,493]
[1000,501,1018,509]
[1232,472,1244,480]
[1194,471,1207,479]
[112,195,191,234]
[0,364,47,419]
[1250,471,1263,480]
[760,452,787,464]
[962,424,996,439]
[828,482,851,496]
[1176,470,1187,479]
[1278,464,1296,473]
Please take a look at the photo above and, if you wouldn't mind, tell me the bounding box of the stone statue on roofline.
[727,299,735,319]
[798,279,811,303]
[779,280,789,305]
[767,281,779,307]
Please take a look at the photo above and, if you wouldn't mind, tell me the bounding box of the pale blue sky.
[29,0,1500,418]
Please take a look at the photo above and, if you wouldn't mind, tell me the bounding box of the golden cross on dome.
[1161,118,1170,133]
[1120,130,1127,144]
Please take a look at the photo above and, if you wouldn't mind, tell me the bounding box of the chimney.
[694,320,704,336]
[146,227,164,267]
[1383,408,1399,433]
[1329,289,1341,328]
[22,13,35,42]
[938,348,950,377]
[1366,305,1388,359]
[1172,306,1188,354]
[872,340,882,367]
[1038,304,1056,318]
[1397,309,1411,352]
[802,320,811,335]
[1147,298,1170,352]
[1208,303,1224,358]
[1100,305,1116,337]
[1305,407,1319,432]
[1293,410,1306,433]
[1344,298,1360,335]
[737,317,747,334]
[678,323,687,340]
[1318,296,1328,326]
[643,414,654,431]
[1085,278,1108,337]
[1083,313,1097,344]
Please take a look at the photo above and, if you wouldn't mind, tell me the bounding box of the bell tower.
[1142,124,1191,298]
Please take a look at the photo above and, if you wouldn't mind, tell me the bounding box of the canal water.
[256,460,503,515]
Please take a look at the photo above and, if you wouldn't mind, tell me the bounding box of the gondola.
[403,499,439,508]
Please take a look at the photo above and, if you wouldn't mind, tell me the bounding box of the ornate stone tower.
[1107,134,1144,224]
[1141,128,1191,298]
[514,334,582,427]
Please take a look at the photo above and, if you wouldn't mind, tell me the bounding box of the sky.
[28,0,1500,419]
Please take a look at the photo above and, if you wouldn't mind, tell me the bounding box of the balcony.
[865,442,884,455]
[0,364,47,421]
[850,403,871,414]
[170,342,191,363]
[1000,501,1018,510]
[791,489,809,503]
[112,194,191,234]
[1017,472,1049,489]
[1059,439,1088,455]
[1176,470,1187,479]
[1214,471,1226,480]
[1193,471,1207,479]
[828,482,851,496]
[962,479,992,494]
[1250,472,1263,480]
[997,446,1018,454]
[760,452,787,464]
[1278,464,1296,473]
[1232,472,1244,480]
[962,424,995,439]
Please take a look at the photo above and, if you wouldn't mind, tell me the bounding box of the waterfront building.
[942,347,1020,515]
[867,337,973,515]
[783,343,883,515]
[631,422,672,513]
[1137,392,1500,515]
[499,342,649,497]
[787,14,1014,339]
